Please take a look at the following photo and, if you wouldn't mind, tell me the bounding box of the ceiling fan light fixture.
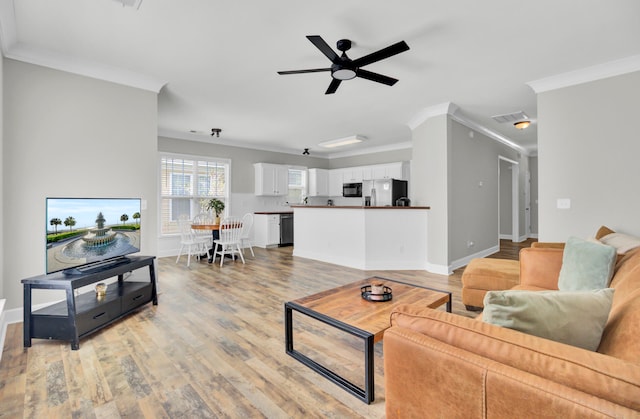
[332,68,357,80]
[318,135,364,148]
[514,120,531,130]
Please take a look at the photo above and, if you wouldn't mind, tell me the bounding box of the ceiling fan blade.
[325,79,342,94]
[307,35,340,63]
[277,68,331,75]
[356,69,398,86]
[351,40,410,68]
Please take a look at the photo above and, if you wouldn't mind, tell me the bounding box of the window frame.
[287,166,308,204]
[159,152,231,236]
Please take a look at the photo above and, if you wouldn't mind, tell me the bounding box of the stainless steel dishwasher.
[279,213,294,246]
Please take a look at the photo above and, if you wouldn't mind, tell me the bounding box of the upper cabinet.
[370,162,406,180]
[254,163,289,196]
[309,161,410,198]
[308,168,330,197]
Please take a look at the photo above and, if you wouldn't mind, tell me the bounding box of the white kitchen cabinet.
[342,167,363,182]
[254,163,289,196]
[329,169,344,197]
[370,162,407,180]
[308,168,330,197]
[254,214,281,247]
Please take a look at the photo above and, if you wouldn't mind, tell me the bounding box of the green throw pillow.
[482,288,614,351]
[558,236,616,291]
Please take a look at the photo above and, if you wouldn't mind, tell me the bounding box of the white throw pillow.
[482,288,614,351]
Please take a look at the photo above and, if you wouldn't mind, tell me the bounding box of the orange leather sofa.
[384,246,640,418]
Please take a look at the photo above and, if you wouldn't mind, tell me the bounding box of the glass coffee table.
[284,277,451,404]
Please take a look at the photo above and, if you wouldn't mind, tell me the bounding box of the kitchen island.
[292,206,430,270]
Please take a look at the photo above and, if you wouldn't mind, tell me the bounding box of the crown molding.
[407,102,458,130]
[5,43,167,93]
[408,101,528,155]
[449,109,528,155]
[527,54,640,94]
[326,141,412,159]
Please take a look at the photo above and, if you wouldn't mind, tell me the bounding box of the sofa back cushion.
[599,248,640,362]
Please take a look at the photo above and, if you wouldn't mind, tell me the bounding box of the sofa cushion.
[558,236,616,291]
[482,288,614,351]
[599,232,640,255]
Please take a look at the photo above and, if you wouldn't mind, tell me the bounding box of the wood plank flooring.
[0,240,526,418]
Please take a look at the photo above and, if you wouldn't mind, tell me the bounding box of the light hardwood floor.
[1,241,524,418]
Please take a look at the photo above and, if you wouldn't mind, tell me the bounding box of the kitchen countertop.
[254,211,294,215]
[290,205,430,210]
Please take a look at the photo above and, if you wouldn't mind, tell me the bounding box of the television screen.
[46,197,141,274]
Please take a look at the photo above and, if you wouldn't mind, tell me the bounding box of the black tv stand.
[22,255,157,350]
[62,256,131,276]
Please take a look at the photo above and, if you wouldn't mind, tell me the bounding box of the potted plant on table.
[206,198,225,224]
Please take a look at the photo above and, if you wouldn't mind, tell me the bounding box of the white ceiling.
[2,0,640,157]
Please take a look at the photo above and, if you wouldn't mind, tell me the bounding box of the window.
[160,154,229,235]
[288,168,307,204]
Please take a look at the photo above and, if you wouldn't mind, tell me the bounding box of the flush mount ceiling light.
[318,135,364,149]
[112,0,143,9]
[514,120,531,130]
[211,128,222,137]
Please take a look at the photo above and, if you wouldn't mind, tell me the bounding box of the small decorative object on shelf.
[95,282,107,299]
[361,283,393,302]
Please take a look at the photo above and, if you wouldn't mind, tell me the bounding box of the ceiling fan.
[278,35,410,94]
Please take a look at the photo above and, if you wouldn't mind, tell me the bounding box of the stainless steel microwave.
[343,182,363,197]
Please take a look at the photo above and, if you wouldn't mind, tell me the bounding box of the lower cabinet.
[254,214,281,248]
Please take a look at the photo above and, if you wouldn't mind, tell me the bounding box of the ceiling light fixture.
[514,121,531,130]
[302,148,310,155]
[113,0,143,9]
[318,135,364,149]
[211,128,222,137]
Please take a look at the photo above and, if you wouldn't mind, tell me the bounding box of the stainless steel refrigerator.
[362,179,408,206]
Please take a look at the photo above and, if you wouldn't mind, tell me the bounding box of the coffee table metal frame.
[284,277,451,404]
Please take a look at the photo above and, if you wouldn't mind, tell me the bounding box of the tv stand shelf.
[22,255,157,350]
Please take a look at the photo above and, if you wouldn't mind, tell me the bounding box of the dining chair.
[176,215,201,267]
[240,213,255,257]
[212,216,245,267]
[192,212,214,251]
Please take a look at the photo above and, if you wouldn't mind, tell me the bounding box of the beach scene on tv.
[46,198,141,274]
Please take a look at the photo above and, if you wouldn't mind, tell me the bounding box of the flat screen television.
[46,197,141,275]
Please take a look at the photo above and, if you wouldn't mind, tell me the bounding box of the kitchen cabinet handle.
[93,312,106,320]
[133,294,143,301]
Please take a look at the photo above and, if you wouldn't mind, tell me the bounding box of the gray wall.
[411,114,450,271]
[158,137,329,194]
[412,115,530,272]
[538,70,640,240]
[449,120,527,263]
[0,49,3,301]
[3,59,159,310]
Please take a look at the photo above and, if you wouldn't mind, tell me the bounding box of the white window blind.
[288,168,307,204]
[160,155,229,235]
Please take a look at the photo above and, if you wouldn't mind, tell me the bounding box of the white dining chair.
[192,212,214,252]
[176,215,201,267]
[240,213,255,257]
[212,217,245,267]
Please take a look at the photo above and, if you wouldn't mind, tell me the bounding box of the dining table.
[191,223,220,263]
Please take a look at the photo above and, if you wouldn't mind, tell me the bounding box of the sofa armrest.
[386,305,640,413]
[531,241,565,249]
[519,247,564,289]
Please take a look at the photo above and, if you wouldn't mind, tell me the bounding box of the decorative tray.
[361,285,393,302]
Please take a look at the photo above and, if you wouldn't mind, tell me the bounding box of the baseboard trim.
[450,245,500,272]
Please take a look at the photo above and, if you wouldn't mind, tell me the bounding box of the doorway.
[498,156,519,242]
